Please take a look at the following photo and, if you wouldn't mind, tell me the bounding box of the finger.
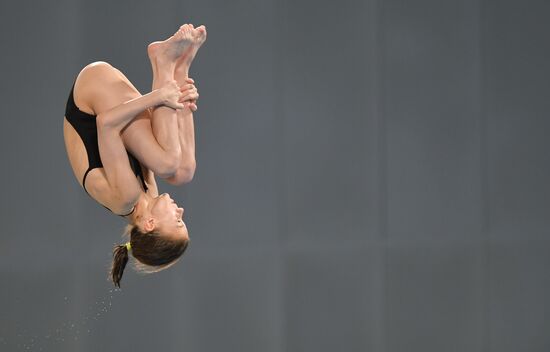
[180,84,195,91]
[179,96,195,103]
[185,77,195,83]
[180,88,197,97]
[180,87,197,95]
[190,103,198,112]
[179,92,199,102]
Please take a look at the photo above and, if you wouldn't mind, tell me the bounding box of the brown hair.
[109,224,190,287]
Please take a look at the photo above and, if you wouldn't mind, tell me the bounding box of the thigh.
[120,111,163,168]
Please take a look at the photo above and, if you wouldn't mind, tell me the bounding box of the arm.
[94,121,143,210]
[99,89,165,131]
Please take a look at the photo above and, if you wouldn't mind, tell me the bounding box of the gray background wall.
[0,0,549,351]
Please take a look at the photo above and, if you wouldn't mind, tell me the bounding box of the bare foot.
[186,25,207,66]
[174,25,208,81]
[147,24,195,66]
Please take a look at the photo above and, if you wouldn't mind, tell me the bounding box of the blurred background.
[0,0,549,351]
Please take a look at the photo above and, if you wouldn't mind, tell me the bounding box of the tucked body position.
[63,24,207,287]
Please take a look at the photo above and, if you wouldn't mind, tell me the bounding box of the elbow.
[96,112,120,131]
[96,113,109,128]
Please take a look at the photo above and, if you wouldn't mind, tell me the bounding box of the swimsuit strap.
[82,166,135,217]
[119,205,136,217]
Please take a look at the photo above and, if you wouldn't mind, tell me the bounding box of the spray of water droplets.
[3,288,122,351]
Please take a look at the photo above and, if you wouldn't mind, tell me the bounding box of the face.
[144,193,189,240]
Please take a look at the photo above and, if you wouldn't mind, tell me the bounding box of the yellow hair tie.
[125,242,132,251]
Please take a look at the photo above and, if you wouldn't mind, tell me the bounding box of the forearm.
[99,89,164,130]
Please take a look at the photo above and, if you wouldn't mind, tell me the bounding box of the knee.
[156,152,183,179]
[164,161,196,186]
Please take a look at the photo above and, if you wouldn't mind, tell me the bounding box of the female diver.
[63,24,207,287]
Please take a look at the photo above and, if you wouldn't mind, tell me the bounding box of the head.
[109,193,190,287]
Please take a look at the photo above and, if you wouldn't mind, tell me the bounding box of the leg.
[163,25,207,185]
[155,48,197,185]
[145,54,182,175]
[123,25,206,185]
[140,25,199,175]
[121,26,198,179]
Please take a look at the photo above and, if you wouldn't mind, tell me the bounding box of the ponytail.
[110,243,130,287]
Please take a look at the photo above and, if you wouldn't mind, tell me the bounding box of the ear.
[143,217,156,232]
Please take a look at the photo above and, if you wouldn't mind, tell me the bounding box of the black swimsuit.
[65,81,148,217]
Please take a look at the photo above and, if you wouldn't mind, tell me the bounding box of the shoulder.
[78,61,133,87]
[76,61,140,116]
[76,61,118,89]
[80,61,116,76]
[73,62,117,114]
